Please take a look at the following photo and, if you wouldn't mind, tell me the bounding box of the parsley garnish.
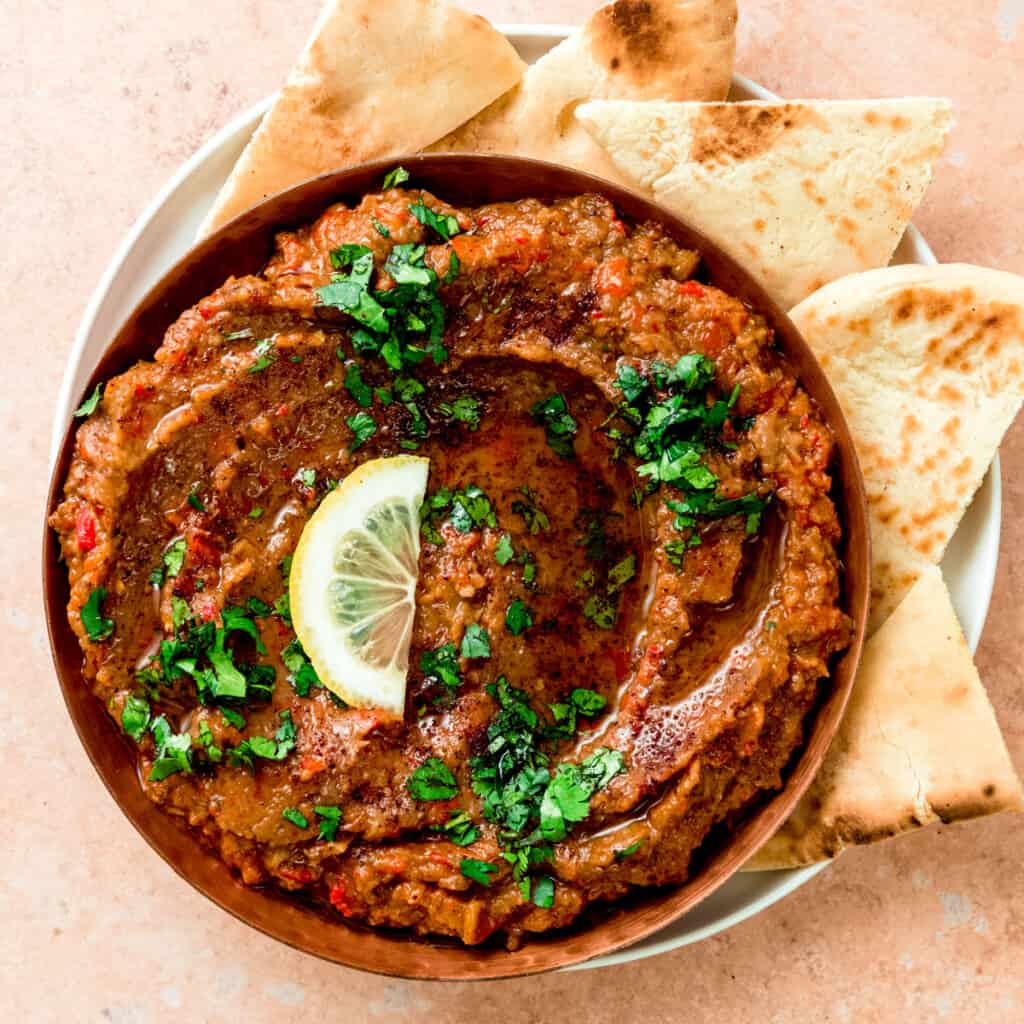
[221,707,246,730]
[460,858,498,886]
[187,491,206,512]
[74,383,103,418]
[443,250,460,284]
[227,710,297,769]
[282,807,308,829]
[460,624,491,659]
[371,215,390,237]
[81,587,114,641]
[505,599,533,636]
[346,411,377,451]
[314,805,343,841]
[162,538,186,580]
[407,757,459,801]
[382,166,410,189]
[540,749,625,841]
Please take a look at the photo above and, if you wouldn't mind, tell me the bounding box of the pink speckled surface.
[3,1,1022,1019]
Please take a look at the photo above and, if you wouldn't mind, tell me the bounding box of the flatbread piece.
[428,0,737,184]
[575,98,953,308]
[748,564,1022,870]
[790,263,1024,632]
[198,0,526,236]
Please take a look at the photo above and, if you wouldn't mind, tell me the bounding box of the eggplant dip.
[52,171,851,948]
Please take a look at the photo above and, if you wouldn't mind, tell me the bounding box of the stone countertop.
[2,1,1021,1019]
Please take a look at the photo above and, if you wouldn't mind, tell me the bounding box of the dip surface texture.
[52,187,851,947]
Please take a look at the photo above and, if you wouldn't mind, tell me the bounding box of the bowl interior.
[43,154,869,980]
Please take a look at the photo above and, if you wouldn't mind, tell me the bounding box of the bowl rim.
[42,153,869,980]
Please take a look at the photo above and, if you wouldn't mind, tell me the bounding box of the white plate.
[49,25,1001,972]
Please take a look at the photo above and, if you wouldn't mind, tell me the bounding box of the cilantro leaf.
[438,394,481,430]
[494,533,515,565]
[460,624,490,659]
[530,393,578,460]
[148,715,192,781]
[460,858,498,886]
[505,599,534,636]
[371,216,390,237]
[531,875,555,908]
[74,383,103,418]
[282,807,308,829]
[607,554,636,593]
[121,694,150,742]
[443,250,460,284]
[442,810,479,847]
[221,606,266,654]
[615,840,643,860]
[346,411,377,451]
[187,491,206,512]
[282,638,320,697]
[314,805,343,842]
[248,337,276,373]
[407,757,459,801]
[81,587,114,642]
[409,200,460,241]
[382,166,410,189]
[344,363,373,407]
[511,485,550,534]
[420,642,461,693]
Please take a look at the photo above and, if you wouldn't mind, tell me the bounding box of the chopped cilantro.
[228,710,296,769]
[187,491,206,512]
[615,840,644,860]
[443,250,460,283]
[344,363,373,407]
[371,215,390,237]
[583,593,617,630]
[148,715,192,781]
[382,166,410,189]
[220,707,246,730]
[282,807,308,829]
[221,606,266,654]
[531,875,555,908]
[121,694,150,742]
[171,594,190,630]
[81,587,114,642]
[607,554,636,593]
[511,485,550,534]
[421,484,496,542]
[294,467,316,489]
[408,199,461,241]
[494,533,515,565]
[282,638,321,697]
[406,757,459,801]
[505,599,533,636]
[248,337,275,373]
[223,328,254,341]
[346,411,377,450]
[248,507,264,519]
[460,858,498,886]
[442,810,479,847]
[420,643,461,694]
[314,805,343,842]
[74,383,103,418]
[162,538,186,580]
[460,624,491,659]
[438,394,481,430]
[530,393,577,460]
[539,749,625,842]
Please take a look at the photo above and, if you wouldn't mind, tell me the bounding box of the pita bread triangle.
[790,263,1024,633]
[575,98,953,308]
[747,563,1022,870]
[427,0,737,183]
[197,0,525,236]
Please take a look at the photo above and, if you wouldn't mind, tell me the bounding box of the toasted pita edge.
[198,0,525,237]
[745,564,1022,870]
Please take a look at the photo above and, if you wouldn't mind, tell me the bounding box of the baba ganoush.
[51,178,851,947]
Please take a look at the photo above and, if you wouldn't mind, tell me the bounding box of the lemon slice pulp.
[290,455,429,715]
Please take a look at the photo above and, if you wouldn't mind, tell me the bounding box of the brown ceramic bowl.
[43,155,869,980]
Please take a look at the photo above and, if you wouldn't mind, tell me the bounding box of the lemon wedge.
[290,455,429,715]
